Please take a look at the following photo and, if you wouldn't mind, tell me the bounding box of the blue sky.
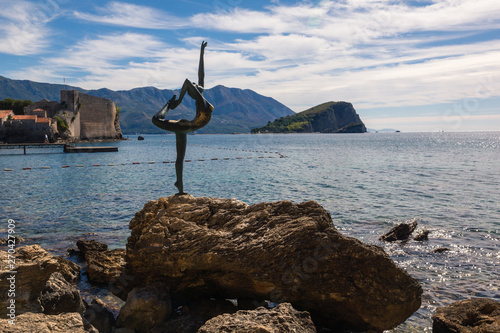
[0,0,499,131]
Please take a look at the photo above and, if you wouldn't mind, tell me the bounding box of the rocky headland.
[252,101,367,134]
[2,195,497,332]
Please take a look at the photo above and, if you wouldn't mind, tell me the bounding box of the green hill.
[252,101,366,133]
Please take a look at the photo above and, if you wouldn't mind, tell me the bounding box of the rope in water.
[3,155,284,172]
[189,143,286,158]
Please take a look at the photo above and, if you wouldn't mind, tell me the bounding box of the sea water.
[1,132,499,331]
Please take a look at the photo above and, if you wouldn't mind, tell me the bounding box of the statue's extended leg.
[174,132,187,194]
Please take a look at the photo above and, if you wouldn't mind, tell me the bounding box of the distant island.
[252,101,366,134]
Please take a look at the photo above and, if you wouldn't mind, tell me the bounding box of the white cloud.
[73,1,186,29]
[0,0,62,55]
[6,0,500,127]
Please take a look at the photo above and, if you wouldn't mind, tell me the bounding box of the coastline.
[1,132,499,331]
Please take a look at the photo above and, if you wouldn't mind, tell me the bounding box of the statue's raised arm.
[198,41,207,88]
[151,41,214,195]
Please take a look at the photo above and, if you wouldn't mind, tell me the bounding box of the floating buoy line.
[3,154,285,172]
[189,144,286,159]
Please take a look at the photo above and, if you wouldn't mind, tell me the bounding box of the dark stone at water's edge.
[84,298,116,333]
[432,298,500,332]
[76,239,108,256]
[123,195,422,332]
[414,229,430,241]
[432,247,451,254]
[379,219,418,242]
[74,238,126,285]
[85,248,126,284]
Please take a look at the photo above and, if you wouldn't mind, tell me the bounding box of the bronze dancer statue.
[152,41,214,194]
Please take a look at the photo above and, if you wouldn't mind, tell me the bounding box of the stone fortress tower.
[25,90,123,141]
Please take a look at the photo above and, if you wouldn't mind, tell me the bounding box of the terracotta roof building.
[11,115,37,129]
[11,115,37,120]
[35,117,51,123]
[0,110,13,123]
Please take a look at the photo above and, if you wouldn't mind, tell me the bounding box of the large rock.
[125,195,422,332]
[0,245,81,316]
[116,283,172,332]
[84,298,116,333]
[40,272,85,314]
[0,312,97,333]
[432,298,500,333]
[198,302,316,333]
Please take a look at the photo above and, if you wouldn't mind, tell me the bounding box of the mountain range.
[0,76,294,134]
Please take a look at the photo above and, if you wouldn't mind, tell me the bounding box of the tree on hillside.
[0,98,33,115]
[0,98,15,110]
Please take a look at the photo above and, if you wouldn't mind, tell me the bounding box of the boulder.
[432,298,500,333]
[125,195,422,332]
[379,219,418,242]
[84,298,116,333]
[40,272,85,314]
[414,230,430,241]
[85,248,126,284]
[433,247,451,254]
[0,312,97,333]
[76,239,108,256]
[116,283,172,332]
[198,302,316,333]
[0,244,81,316]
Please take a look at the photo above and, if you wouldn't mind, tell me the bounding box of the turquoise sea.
[1,132,499,331]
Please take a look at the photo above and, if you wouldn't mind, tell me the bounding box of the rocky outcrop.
[124,195,422,332]
[306,102,366,133]
[0,245,81,316]
[86,249,126,284]
[0,312,97,333]
[432,298,500,333]
[198,303,317,333]
[379,219,418,242]
[75,239,126,284]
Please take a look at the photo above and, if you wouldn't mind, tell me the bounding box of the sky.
[0,0,499,132]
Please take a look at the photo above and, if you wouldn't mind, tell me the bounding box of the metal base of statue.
[152,41,214,195]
